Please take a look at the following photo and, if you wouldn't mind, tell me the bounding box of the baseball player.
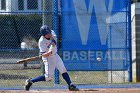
[24,25,79,91]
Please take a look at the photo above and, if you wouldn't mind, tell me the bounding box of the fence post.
[53,0,60,84]
[128,0,132,82]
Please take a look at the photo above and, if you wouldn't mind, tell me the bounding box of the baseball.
[96,57,101,61]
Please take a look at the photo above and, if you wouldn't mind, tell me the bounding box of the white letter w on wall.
[73,0,94,45]
[73,0,113,45]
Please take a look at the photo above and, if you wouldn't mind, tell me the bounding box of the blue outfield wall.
[60,0,131,71]
[62,50,129,71]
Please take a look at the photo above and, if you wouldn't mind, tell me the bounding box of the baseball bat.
[16,55,42,64]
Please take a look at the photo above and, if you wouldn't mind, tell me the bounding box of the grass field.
[0,65,140,93]
[0,68,108,88]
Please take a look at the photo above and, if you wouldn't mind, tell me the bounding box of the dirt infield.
[0,88,140,93]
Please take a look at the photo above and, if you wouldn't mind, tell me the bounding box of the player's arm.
[51,38,57,46]
[42,42,56,57]
[41,51,52,57]
[51,30,57,46]
[38,40,51,57]
[47,39,56,55]
[41,30,57,57]
[39,45,52,58]
[39,40,56,58]
[47,30,57,55]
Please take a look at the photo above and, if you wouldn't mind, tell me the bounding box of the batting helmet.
[40,25,51,36]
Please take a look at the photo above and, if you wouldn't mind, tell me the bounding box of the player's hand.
[42,51,52,57]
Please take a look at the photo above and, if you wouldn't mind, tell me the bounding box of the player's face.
[44,33,52,39]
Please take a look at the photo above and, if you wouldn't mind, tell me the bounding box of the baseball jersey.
[38,30,57,61]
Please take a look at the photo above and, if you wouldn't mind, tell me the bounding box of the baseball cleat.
[69,84,79,91]
[24,79,33,91]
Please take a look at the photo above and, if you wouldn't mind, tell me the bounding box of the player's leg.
[24,79,33,91]
[44,58,56,81]
[55,54,79,91]
[27,62,48,83]
[24,60,55,91]
[24,75,46,91]
[24,62,47,91]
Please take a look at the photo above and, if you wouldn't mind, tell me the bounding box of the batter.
[24,25,79,91]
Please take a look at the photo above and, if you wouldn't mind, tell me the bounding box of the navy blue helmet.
[40,25,51,36]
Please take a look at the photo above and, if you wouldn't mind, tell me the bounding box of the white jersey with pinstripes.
[38,30,57,61]
[38,30,67,80]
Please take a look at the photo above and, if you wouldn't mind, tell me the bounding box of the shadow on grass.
[0,74,28,79]
[81,89,99,91]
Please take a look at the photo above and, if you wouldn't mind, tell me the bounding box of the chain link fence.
[0,0,131,89]
[0,0,54,88]
[60,0,131,85]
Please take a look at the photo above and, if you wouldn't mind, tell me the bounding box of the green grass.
[0,69,109,88]
[60,71,108,85]
[0,69,53,87]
